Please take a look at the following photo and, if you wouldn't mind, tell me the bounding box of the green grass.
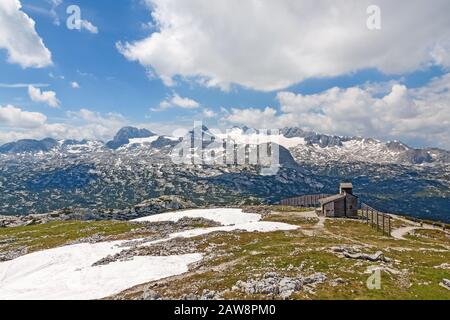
[0,220,140,254]
[118,211,450,300]
[405,229,450,247]
[269,206,316,213]
[263,212,319,227]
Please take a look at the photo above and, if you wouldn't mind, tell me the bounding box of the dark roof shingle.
[319,194,346,205]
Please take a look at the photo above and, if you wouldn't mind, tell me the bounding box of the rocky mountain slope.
[280,127,450,165]
[0,126,448,222]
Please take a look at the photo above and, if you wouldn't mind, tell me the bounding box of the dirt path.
[388,213,449,240]
[391,226,420,240]
[391,224,449,240]
[290,211,326,237]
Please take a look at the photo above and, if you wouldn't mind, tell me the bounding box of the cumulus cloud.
[66,108,125,128]
[226,73,450,149]
[227,107,279,129]
[152,93,200,111]
[170,94,199,108]
[0,107,128,144]
[28,85,60,108]
[118,0,450,91]
[60,109,126,141]
[71,81,80,89]
[0,0,52,68]
[0,105,47,129]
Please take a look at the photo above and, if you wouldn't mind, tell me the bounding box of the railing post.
[382,214,385,236]
[376,211,379,232]
[366,206,369,224]
[371,209,373,228]
[371,209,374,228]
[388,216,391,237]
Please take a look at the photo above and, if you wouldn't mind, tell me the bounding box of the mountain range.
[1,126,449,165]
[0,126,448,222]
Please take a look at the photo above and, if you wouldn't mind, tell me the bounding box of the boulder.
[142,289,161,300]
[232,272,326,299]
[343,251,388,262]
[440,279,450,291]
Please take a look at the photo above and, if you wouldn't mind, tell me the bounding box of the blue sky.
[0,0,450,148]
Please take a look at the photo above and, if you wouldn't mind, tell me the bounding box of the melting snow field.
[133,208,262,225]
[166,222,298,240]
[0,208,297,300]
[0,241,201,300]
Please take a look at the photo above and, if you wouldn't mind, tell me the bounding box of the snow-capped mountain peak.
[0,126,448,166]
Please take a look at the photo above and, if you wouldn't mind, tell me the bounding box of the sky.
[0,0,450,149]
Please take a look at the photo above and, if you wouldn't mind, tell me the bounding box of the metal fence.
[279,194,332,208]
[359,203,392,236]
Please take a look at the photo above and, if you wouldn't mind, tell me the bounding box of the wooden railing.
[280,194,392,237]
[359,203,392,237]
[280,194,332,208]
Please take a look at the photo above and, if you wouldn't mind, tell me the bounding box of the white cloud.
[118,0,450,91]
[80,19,98,34]
[170,94,199,109]
[0,83,48,88]
[141,21,155,31]
[76,69,95,78]
[60,109,126,141]
[152,93,200,111]
[49,72,64,80]
[28,85,60,108]
[66,108,125,127]
[0,107,128,144]
[227,107,279,129]
[202,108,216,118]
[226,73,450,149]
[0,0,52,68]
[71,81,80,89]
[0,105,47,129]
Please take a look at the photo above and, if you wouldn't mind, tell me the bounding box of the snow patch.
[133,208,261,226]
[135,208,298,243]
[0,208,298,300]
[216,129,305,149]
[128,136,160,145]
[167,221,298,239]
[0,240,202,300]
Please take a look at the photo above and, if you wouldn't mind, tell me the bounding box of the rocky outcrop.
[386,141,409,152]
[144,290,223,301]
[401,149,433,164]
[0,246,28,262]
[241,206,272,218]
[0,195,196,228]
[343,251,387,262]
[232,272,326,299]
[183,290,223,300]
[331,246,390,262]
[142,290,162,300]
[440,279,450,291]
